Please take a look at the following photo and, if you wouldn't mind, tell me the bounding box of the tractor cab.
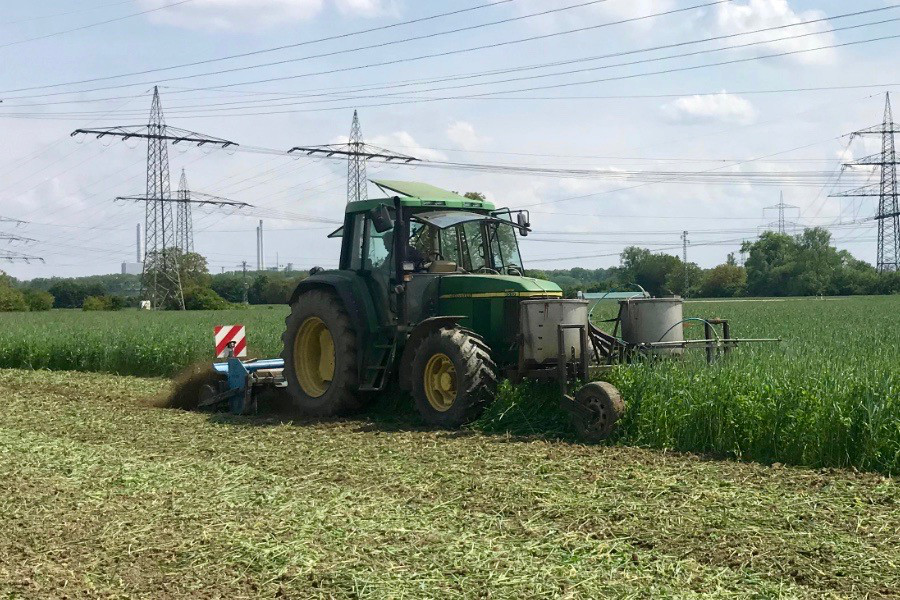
[329,180,559,359]
[331,179,529,276]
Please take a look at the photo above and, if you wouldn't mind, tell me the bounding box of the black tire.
[410,327,498,428]
[572,381,625,442]
[281,289,361,416]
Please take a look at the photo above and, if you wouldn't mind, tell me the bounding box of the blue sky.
[0,0,898,279]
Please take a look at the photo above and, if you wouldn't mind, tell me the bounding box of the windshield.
[420,218,523,275]
[487,221,524,274]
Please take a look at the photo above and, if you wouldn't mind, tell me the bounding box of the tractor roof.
[345,179,495,213]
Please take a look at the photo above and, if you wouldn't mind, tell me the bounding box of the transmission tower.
[288,110,420,204]
[0,249,42,263]
[72,86,242,309]
[347,111,367,203]
[176,168,193,253]
[832,93,900,272]
[764,191,799,234]
[681,230,690,296]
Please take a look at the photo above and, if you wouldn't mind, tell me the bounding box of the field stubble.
[0,369,898,598]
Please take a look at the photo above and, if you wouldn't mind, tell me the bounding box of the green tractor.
[280,180,625,439]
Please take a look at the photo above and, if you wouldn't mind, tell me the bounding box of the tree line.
[530,228,900,298]
[2,226,897,311]
[7,251,307,311]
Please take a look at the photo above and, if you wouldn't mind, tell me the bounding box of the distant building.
[121,262,142,275]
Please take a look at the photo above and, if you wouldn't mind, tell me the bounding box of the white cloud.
[707,0,837,65]
[445,121,491,151]
[368,131,446,162]
[661,91,758,125]
[139,0,322,30]
[333,0,395,18]
[139,0,397,30]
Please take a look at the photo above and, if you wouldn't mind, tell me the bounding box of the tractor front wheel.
[411,327,498,428]
[281,289,361,416]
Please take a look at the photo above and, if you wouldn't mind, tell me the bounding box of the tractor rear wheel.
[411,327,498,428]
[281,289,361,416]
[572,381,625,442]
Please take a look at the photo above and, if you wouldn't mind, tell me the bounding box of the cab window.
[439,227,462,264]
[409,222,438,263]
[459,221,486,271]
[346,214,364,271]
[364,218,392,271]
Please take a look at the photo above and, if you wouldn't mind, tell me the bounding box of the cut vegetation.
[0,369,897,598]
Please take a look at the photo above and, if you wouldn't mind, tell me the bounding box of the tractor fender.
[288,274,374,358]
[398,315,467,391]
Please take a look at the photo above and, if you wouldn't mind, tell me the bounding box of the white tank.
[619,297,684,353]
[520,299,588,364]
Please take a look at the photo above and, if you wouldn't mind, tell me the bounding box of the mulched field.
[1,369,897,598]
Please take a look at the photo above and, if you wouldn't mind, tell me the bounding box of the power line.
[0,0,198,49]
[0,0,728,100]
[0,0,615,96]
[0,0,522,93]
[0,0,137,27]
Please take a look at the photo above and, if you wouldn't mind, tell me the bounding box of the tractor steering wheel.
[475,266,500,275]
[428,251,444,262]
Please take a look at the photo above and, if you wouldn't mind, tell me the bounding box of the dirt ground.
[0,369,897,599]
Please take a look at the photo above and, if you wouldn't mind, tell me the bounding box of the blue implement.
[207,358,286,414]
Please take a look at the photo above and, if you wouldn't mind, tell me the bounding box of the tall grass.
[0,296,897,473]
[479,296,900,474]
[0,306,288,377]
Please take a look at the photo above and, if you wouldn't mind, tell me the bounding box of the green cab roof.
[345,179,495,213]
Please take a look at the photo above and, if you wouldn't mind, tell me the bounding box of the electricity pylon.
[832,92,900,272]
[288,110,420,203]
[72,87,242,308]
[176,168,193,254]
[764,191,799,234]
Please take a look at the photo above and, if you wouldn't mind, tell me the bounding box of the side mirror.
[370,204,394,233]
[516,211,530,237]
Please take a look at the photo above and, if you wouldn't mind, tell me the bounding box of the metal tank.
[619,297,684,354]
[520,299,589,364]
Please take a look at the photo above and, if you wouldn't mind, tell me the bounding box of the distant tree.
[28,274,140,297]
[665,262,703,297]
[260,277,301,304]
[81,295,126,311]
[620,246,681,297]
[248,273,271,304]
[211,274,247,304]
[183,286,228,310]
[700,264,747,298]
[462,192,486,201]
[176,251,212,289]
[48,280,105,308]
[23,289,54,311]
[0,286,27,311]
[82,296,107,311]
[742,232,797,296]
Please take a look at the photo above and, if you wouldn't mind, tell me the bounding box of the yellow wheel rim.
[293,316,335,398]
[423,353,457,412]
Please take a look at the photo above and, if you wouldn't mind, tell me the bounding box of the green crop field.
[0,296,898,473]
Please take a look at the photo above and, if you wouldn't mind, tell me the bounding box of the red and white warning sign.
[214,325,247,358]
